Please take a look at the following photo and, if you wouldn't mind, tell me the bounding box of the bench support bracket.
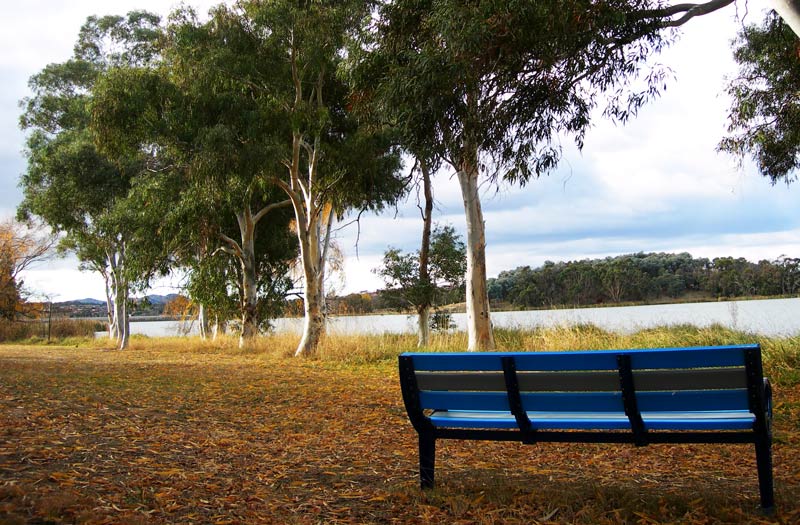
[502,357,536,444]
[617,354,648,446]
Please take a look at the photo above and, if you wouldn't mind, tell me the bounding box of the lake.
[123,297,800,338]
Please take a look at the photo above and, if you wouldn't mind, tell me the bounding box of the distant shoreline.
[67,293,799,322]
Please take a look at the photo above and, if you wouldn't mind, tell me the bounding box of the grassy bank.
[1,326,798,524]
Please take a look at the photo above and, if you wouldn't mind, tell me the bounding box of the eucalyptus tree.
[719,10,800,183]
[239,0,404,357]
[354,0,740,350]
[92,5,300,347]
[18,12,162,349]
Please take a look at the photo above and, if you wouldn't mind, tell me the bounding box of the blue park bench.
[399,344,774,510]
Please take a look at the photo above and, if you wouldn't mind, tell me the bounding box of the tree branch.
[252,198,293,225]
[217,232,243,259]
[636,0,736,27]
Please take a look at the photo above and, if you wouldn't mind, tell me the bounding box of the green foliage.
[488,252,800,308]
[18,11,165,295]
[429,310,456,332]
[242,0,406,215]
[350,0,674,183]
[375,224,466,310]
[720,12,800,183]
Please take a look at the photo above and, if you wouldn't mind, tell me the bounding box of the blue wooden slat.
[511,353,619,371]
[408,354,511,372]
[421,389,749,413]
[637,389,749,412]
[629,348,746,369]
[429,411,518,429]
[403,344,754,372]
[643,410,755,430]
[420,390,626,412]
[520,392,625,412]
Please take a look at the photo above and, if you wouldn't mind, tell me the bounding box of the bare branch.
[252,198,293,225]
[217,232,243,259]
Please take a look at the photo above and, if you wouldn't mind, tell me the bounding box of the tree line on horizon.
[15,1,798,353]
[486,252,800,309]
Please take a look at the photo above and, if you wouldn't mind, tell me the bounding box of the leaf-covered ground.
[1,344,798,524]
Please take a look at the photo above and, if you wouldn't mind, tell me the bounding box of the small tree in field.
[376,224,466,346]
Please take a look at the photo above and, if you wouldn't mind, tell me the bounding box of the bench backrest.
[399,345,766,416]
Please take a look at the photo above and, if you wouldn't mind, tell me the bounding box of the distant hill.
[56,294,180,306]
[60,298,105,306]
[53,294,182,318]
[143,294,180,305]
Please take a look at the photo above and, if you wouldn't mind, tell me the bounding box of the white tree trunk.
[457,156,495,351]
[294,204,329,357]
[111,270,129,350]
[211,315,223,341]
[296,265,325,357]
[198,303,209,340]
[102,269,117,342]
[281,53,331,358]
[106,250,129,350]
[118,284,129,350]
[237,209,259,348]
[217,201,290,348]
[107,281,118,342]
[417,305,431,347]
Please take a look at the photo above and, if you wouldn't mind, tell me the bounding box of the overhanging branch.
[637,0,736,27]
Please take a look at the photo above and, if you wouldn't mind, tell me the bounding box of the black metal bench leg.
[419,433,435,489]
[755,437,775,511]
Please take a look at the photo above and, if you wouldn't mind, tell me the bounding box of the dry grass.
[1,326,798,524]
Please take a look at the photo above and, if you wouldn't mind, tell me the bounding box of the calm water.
[124,297,800,338]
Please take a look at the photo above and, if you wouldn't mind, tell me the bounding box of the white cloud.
[20,267,106,302]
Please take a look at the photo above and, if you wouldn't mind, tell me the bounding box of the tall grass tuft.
[761,336,800,386]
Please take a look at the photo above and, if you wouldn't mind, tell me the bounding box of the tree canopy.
[720,10,800,184]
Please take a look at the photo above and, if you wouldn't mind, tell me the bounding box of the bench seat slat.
[415,368,747,392]
[429,410,756,431]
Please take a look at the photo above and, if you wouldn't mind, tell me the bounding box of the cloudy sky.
[4,0,798,301]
